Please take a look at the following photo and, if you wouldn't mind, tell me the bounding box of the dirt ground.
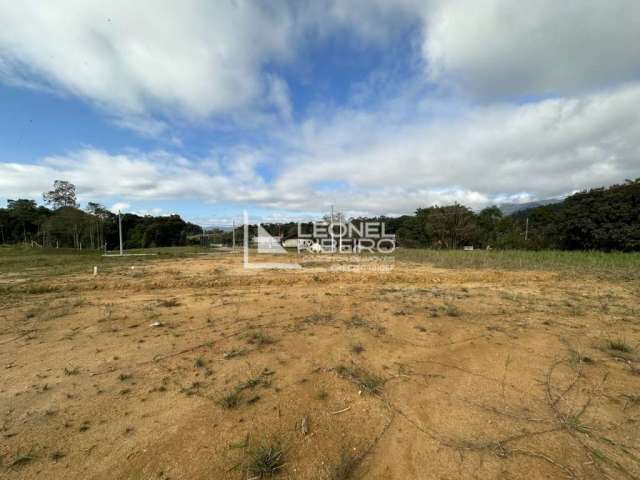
[1,252,639,479]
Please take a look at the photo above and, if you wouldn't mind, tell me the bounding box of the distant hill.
[499,198,562,216]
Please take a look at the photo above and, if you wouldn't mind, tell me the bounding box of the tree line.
[255,179,640,252]
[0,181,201,250]
[1,178,638,251]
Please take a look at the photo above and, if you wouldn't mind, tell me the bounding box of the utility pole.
[525,217,529,242]
[118,210,124,256]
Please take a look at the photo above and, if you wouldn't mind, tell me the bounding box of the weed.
[195,357,206,368]
[245,439,285,478]
[351,343,365,355]
[246,330,274,346]
[10,451,34,468]
[237,369,275,391]
[608,339,633,353]
[336,364,384,394]
[344,315,386,335]
[323,448,360,480]
[64,366,80,376]
[118,373,132,381]
[217,390,241,409]
[238,375,267,390]
[568,348,593,366]
[563,414,590,433]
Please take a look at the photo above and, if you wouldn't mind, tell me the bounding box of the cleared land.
[1,247,639,479]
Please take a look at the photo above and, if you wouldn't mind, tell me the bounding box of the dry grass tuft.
[336,364,384,394]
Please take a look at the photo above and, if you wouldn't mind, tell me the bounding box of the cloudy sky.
[1,0,639,224]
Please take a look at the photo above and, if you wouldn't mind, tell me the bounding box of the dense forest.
[1,179,639,251]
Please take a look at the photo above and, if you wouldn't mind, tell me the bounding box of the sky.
[1,0,639,225]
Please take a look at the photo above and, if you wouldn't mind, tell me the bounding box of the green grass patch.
[394,248,640,280]
[0,245,216,278]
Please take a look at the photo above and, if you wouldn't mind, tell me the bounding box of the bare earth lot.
[1,251,639,479]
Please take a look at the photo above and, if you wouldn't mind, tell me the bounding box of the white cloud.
[0,1,423,134]
[1,1,640,218]
[0,147,275,206]
[0,1,295,124]
[423,0,640,97]
[271,83,640,211]
[266,74,293,122]
[2,0,638,124]
[2,83,640,216]
[110,202,130,213]
[110,115,168,137]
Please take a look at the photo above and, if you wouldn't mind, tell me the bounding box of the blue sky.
[1,1,639,225]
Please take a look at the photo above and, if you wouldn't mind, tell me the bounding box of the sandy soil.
[1,253,639,479]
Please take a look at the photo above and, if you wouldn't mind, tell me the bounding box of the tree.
[476,206,503,247]
[43,180,78,209]
[86,202,109,218]
[44,207,87,248]
[396,215,429,247]
[141,215,187,247]
[5,199,46,244]
[559,180,640,251]
[85,202,114,250]
[418,204,477,249]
